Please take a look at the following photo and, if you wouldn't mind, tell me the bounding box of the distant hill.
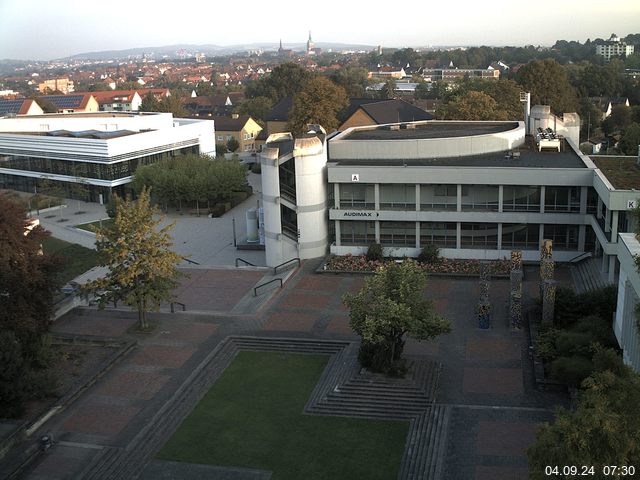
[61,42,377,61]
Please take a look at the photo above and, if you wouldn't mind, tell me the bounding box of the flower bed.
[323,254,511,277]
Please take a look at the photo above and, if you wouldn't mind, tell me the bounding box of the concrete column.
[540,185,545,213]
[456,222,461,249]
[415,184,420,212]
[609,255,616,283]
[335,220,341,246]
[457,184,462,212]
[602,253,609,274]
[497,223,503,250]
[415,221,420,248]
[374,184,380,211]
[498,185,504,213]
[375,220,380,243]
[578,225,586,251]
[580,186,588,215]
[597,197,603,219]
[605,208,611,233]
[334,183,340,209]
[611,211,619,241]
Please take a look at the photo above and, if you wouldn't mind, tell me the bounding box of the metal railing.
[274,257,300,275]
[568,251,593,263]
[170,301,186,313]
[235,257,255,267]
[182,257,200,265]
[254,278,283,296]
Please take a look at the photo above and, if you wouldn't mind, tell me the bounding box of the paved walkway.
[32,172,267,268]
[12,261,569,480]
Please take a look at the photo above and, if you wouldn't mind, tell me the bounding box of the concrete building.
[0,112,215,202]
[81,90,144,112]
[596,34,635,61]
[213,114,262,153]
[38,78,75,95]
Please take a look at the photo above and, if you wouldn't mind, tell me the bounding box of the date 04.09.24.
[545,465,636,476]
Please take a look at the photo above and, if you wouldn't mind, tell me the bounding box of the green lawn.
[41,237,99,284]
[74,218,114,232]
[158,351,409,480]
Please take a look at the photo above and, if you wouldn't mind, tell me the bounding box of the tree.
[140,93,161,112]
[437,90,506,120]
[342,260,451,374]
[0,194,59,417]
[379,78,397,99]
[238,96,273,125]
[245,62,315,103]
[619,123,640,155]
[287,77,348,135]
[85,188,183,330]
[331,66,371,97]
[226,137,240,153]
[517,59,578,114]
[528,349,640,479]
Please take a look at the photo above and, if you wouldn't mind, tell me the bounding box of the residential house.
[38,94,100,113]
[338,99,434,131]
[75,90,143,112]
[38,78,75,94]
[0,99,44,117]
[214,114,262,153]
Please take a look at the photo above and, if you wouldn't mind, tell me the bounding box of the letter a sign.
[351,174,360,182]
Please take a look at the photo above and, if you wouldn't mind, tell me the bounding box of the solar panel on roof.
[0,100,24,115]
[41,95,85,109]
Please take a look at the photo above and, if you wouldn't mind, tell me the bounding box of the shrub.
[550,355,594,387]
[535,328,559,363]
[0,331,28,418]
[216,142,228,155]
[555,330,600,357]
[365,243,384,262]
[554,285,618,328]
[358,340,407,377]
[571,315,617,348]
[417,244,440,264]
[250,162,261,174]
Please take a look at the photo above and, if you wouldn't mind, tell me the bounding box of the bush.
[216,143,228,155]
[535,327,559,363]
[0,331,28,418]
[555,330,600,357]
[554,285,617,328]
[550,355,594,387]
[250,162,262,174]
[571,315,618,348]
[365,243,384,262]
[417,244,440,264]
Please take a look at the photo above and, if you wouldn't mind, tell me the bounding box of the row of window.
[338,184,589,213]
[338,221,580,250]
[0,146,199,181]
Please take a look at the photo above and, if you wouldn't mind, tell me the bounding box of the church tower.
[307,31,315,55]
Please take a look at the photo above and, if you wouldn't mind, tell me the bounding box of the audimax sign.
[343,211,379,217]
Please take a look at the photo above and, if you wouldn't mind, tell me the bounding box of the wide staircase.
[570,256,613,294]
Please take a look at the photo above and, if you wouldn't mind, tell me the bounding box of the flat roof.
[342,122,520,141]
[331,146,587,169]
[591,156,640,189]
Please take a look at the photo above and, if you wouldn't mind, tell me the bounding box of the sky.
[1,0,639,60]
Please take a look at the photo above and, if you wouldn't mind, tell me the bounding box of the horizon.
[1,0,639,61]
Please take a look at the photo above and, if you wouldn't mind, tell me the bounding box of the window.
[420,185,456,210]
[380,222,416,246]
[544,224,578,250]
[544,186,580,213]
[461,185,499,211]
[503,186,540,212]
[217,135,223,141]
[340,221,376,245]
[460,223,498,249]
[379,184,415,210]
[226,135,233,141]
[502,223,539,249]
[420,222,457,247]
[339,184,374,209]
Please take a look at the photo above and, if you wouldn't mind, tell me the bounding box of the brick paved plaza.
[14,262,569,480]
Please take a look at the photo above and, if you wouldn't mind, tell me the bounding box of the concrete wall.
[615,233,640,372]
[330,121,525,160]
